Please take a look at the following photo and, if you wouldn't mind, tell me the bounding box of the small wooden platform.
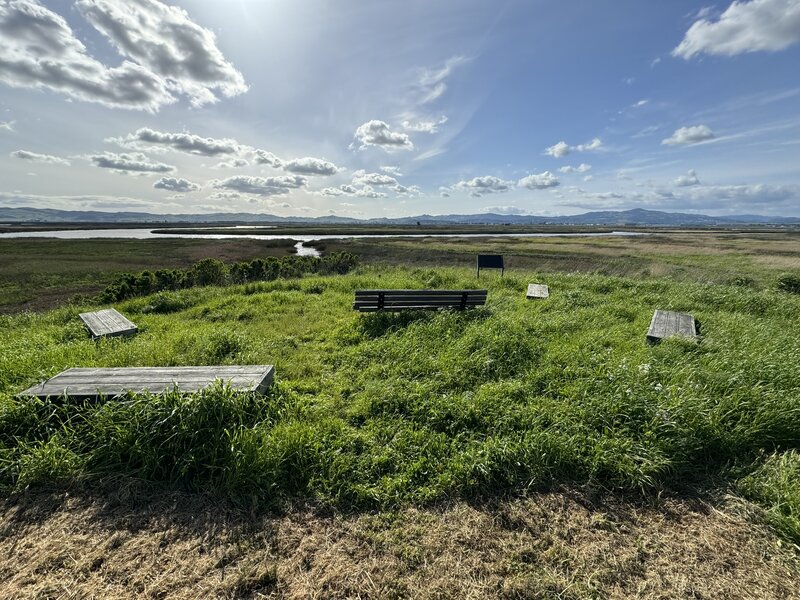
[79,309,138,340]
[526,284,549,299]
[647,310,697,343]
[19,365,275,401]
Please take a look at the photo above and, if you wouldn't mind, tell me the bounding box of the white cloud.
[0,120,15,131]
[518,171,560,189]
[320,182,388,198]
[282,157,340,176]
[416,56,467,105]
[251,149,282,168]
[559,163,592,174]
[153,176,199,192]
[10,149,70,165]
[455,176,513,197]
[0,0,173,111]
[674,0,800,59]
[583,175,593,182]
[75,0,247,107]
[481,206,527,215]
[352,120,413,151]
[402,116,448,133]
[545,138,603,157]
[674,169,701,186]
[633,99,649,107]
[544,141,571,157]
[214,158,249,169]
[352,170,398,186]
[87,151,174,173]
[391,184,421,196]
[662,124,716,145]
[212,175,306,196]
[575,138,603,152]
[111,128,240,155]
[380,165,403,176]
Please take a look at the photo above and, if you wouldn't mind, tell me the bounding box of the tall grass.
[1,266,799,541]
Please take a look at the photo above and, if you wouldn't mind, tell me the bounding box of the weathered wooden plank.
[526,284,550,299]
[79,309,138,340]
[646,310,697,342]
[18,365,274,401]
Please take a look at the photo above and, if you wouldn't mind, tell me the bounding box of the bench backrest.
[354,289,488,312]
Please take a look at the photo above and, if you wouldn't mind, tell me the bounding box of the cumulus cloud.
[662,124,716,145]
[352,170,398,186]
[402,116,448,133]
[544,141,571,157]
[111,127,240,155]
[674,169,701,186]
[87,151,174,173]
[212,174,306,196]
[214,158,249,169]
[674,0,800,59]
[10,149,70,165]
[320,183,388,199]
[0,0,173,111]
[153,176,199,192]
[351,120,413,151]
[455,176,513,197]
[559,163,592,174]
[282,157,340,176]
[545,138,603,157]
[251,149,282,167]
[391,184,421,196]
[75,0,247,107]
[518,171,560,189]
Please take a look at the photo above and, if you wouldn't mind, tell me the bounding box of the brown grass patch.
[1,488,798,599]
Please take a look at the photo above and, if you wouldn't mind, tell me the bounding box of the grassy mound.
[1,266,799,542]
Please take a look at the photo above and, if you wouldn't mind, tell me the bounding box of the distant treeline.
[100,252,358,302]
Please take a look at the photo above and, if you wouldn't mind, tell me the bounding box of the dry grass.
[1,488,798,599]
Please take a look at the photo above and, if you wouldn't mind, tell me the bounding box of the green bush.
[99,252,358,302]
[777,273,800,294]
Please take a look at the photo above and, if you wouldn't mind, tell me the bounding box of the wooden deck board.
[647,310,697,342]
[79,309,138,339]
[19,365,275,401]
[526,284,550,299]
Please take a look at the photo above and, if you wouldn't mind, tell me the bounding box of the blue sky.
[1,0,799,217]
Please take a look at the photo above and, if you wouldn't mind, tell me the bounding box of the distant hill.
[0,206,798,226]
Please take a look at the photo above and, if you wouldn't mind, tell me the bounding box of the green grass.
[1,265,800,544]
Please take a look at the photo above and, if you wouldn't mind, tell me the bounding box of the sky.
[1,0,799,218]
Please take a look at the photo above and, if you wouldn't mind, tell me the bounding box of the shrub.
[99,252,358,302]
[777,273,800,294]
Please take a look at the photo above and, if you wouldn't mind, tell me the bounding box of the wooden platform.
[647,310,697,343]
[526,284,549,299]
[19,365,275,401]
[79,309,138,340]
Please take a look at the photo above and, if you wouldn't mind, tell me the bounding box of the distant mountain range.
[1,206,799,226]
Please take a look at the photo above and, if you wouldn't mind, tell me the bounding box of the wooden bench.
[646,310,697,343]
[79,308,138,340]
[19,365,274,401]
[354,290,488,312]
[526,284,549,299]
